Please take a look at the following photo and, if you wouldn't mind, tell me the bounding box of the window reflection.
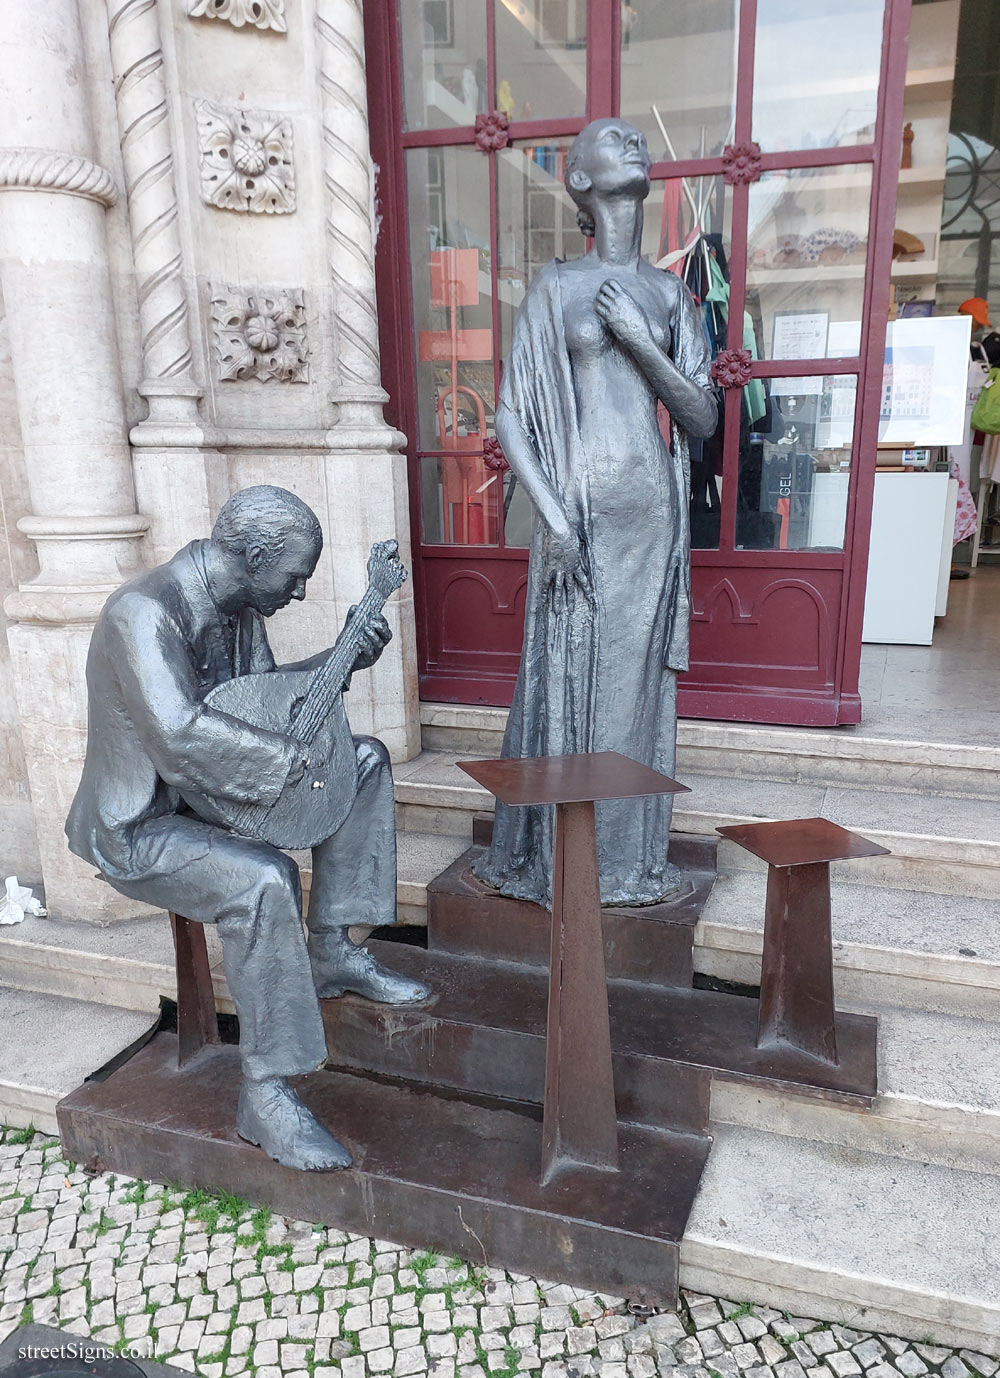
[494,0,588,121]
[646,176,731,551]
[407,146,499,547]
[737,375,857,550]
[496,141,583,359]
[746,167,872,362]
[752,0,884,152]
[620,0,738,163]
[400,1,488,131]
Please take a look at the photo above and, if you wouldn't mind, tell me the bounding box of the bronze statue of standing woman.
[475,118,718,907]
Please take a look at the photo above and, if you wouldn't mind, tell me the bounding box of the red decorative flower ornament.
[475,111,511,153]
[721,141,762,185]
[710,348,754,389]
[483,437,509,472]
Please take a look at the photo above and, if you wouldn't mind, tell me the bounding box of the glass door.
[365,0,912,724]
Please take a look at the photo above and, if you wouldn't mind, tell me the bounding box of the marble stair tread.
[391,830,470,907]
[682,1123,1000,1354]
[394,750,1000,856]
[699,870,1000,983]
[0,986,156,1133]
[871,1003,1000,1116]
[712,1002,1000,1173]
[420,701,1000,775]
[0,832,469,1011]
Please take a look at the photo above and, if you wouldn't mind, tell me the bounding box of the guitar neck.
[292,582,387,744]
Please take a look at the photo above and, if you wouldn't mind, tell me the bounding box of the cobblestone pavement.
[0,1126,995,1378]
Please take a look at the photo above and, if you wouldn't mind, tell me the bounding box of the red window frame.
[365,0,912,725]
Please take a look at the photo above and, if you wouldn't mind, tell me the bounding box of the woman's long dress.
[473,257,714,907]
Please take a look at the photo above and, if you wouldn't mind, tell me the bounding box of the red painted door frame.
[364,0,912,725]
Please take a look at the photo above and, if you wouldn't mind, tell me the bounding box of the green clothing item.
[704,256,767,425]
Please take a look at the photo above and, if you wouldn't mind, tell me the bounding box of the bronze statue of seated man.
[66,485,429,1172]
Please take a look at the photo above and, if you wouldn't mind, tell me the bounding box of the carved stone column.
[0,0,150,921]
[316,0,419,759]
[106,0,221,567]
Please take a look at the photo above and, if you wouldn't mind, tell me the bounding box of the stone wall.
[0,0,419,917]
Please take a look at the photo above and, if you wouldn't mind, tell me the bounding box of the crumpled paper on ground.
[0,876,47,925]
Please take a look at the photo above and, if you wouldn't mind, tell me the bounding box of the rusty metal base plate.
[57,1034,710,1308]
[428,840,717,988]
[325,943,878,1116]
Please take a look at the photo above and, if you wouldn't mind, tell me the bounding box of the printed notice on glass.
[770,310,830,396]
[879,315,972,447]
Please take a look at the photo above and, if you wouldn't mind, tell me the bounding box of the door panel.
[365,0,911,721]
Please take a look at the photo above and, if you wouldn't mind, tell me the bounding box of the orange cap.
[959,297,992,328]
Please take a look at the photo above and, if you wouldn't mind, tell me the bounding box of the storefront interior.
[369,0,999,730]
[858,0,1000,742]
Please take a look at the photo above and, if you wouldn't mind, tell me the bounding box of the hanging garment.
[950,457,978,544]
[948,355,991,485]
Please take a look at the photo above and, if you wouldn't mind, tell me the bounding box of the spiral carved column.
[316,0,384,409]
[107,0,197,394]
[105,0,221,571]
[0,0,153,918]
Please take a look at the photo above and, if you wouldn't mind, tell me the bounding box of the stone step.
[325,941,1000,1177]
[5,828,999,1024]
[394,750,1000,899]
[0,831,469,1013]
[421,702,1000,800]
[0,987,156,1135]
[683,1123,1000,1355]
[711,1000,1000,1175]
[698,868,1000,1017]
[323,942,878,1128]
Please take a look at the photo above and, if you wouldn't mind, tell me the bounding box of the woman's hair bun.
[576,207,596,237]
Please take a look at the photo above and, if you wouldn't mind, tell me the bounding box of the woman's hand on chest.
[593,276,670,356]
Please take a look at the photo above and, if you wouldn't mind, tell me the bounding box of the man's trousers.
[105,736,395,1081]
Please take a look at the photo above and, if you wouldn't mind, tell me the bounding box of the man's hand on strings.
[348,607,393,672]
[285,748,311,788]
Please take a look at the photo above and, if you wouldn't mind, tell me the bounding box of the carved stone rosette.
[210,285,309,382]
[187,0,287,31]
[483,437,509,472]
[475,112,511,153]
[196,100,295,214]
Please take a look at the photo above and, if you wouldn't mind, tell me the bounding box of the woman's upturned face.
[570,119,651,201]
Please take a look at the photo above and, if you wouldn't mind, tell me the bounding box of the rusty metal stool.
[716,817,889,1065]
[168,913,220,1067]
[458,751,689,1184]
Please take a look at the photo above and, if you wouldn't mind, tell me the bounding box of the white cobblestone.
[0,1128,986,1378]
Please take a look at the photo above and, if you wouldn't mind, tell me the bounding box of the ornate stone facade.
[107,0,198,388]
[0,0,420,921]
[187,0,287,30]
[210,285,309,382]
[316,0,382,399]
[195,99,295,214]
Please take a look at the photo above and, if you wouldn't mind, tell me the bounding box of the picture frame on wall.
[899,299,935,319]
[534,0,587,50]
[423,0,454,48]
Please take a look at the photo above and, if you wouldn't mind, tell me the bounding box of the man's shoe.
[236,1076,352,1171]
[309,931,431,1005]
